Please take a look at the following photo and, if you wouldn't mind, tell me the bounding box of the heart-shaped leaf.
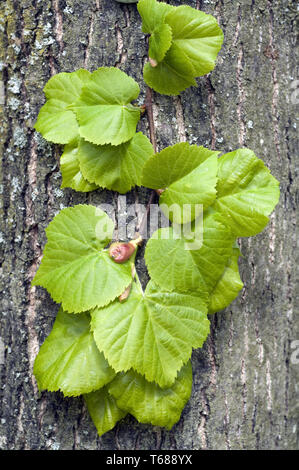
[165,5,224,77]
[34,69,91,144]
[212,148,280,236]
[142,143,219,223]
[73,67,141,146]
[32,205,133,313]
[34,308,115,396]
[145,211,234,294]
[108,362,192,430]
[91,279,209,388]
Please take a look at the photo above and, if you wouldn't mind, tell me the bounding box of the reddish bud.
[149,57,158,68]
[140,104,146,114]
[109,242,136,263]
[119,284,132,303]
[156,188,165,196]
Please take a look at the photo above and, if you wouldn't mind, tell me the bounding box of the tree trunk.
[0,0,297,450]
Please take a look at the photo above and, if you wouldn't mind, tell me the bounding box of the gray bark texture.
[0,0,298,450]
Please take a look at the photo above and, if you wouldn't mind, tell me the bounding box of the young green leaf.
[165,5,224,77]
[143,43,197,96]
[137,0,174,34]
[212,148,280,237]
[34,69,91,144]
[208,247,243,314]
[73,67,141,146]
[142,143,217,189]
[60,138,99,193]
[91,280,209,388]
[108,361,192,430]
[77,132,153,194]
[33,308,115,396]
[145,211,234,294]
[149,23,173,64]
[32,205,133,313]
[142,143,219,223]
[84,387,126,437]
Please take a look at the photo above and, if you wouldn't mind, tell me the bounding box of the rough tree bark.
[0,0,298,450]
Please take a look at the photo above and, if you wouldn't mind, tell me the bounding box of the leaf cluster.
[143,144,280,311]
[33,144,279,436]
[33,205,208,434]
[138,0,224,95]
[32,1,280,440]
[34,68,154,193]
